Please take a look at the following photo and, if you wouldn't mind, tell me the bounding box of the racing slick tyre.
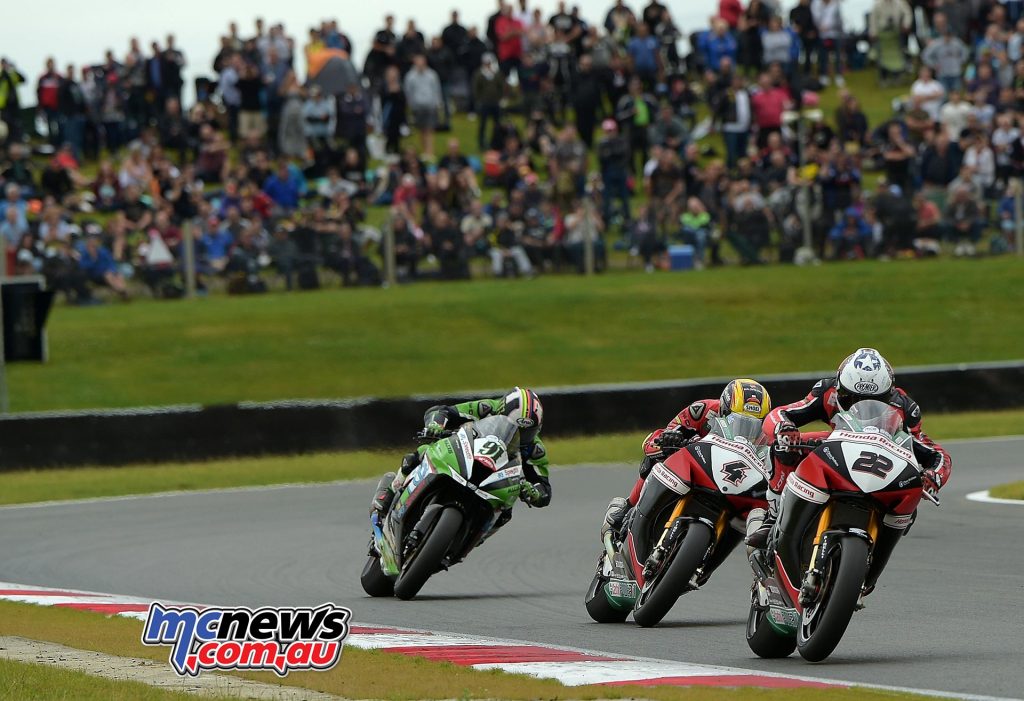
[585,570,630,623]
[746,599,797,658]
[796,535,869,662]
[394,507,463,600]
[632,522,712,628]
[360,555,395,597]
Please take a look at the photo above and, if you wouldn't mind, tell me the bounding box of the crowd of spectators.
[0,0,1021,304]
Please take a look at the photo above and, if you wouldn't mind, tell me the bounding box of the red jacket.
[495,16,524,62]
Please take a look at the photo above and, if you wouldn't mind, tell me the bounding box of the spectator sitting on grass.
[263,160,302,212]
[945,183,983,256]
[680,196,712,268]
[78,230,129,298]
[200,214,233,272]
[829,206,872,260]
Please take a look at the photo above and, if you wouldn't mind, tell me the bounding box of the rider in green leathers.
[372,387,551,519]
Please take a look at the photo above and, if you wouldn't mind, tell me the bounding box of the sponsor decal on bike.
[830,430,915,463]
[606,580,638,599]
[883,513,915,529]
[704,433,761,466]
[786,475,829,504]
[822,446,839,465]
[651,461,688,495]
[141,603,351,677]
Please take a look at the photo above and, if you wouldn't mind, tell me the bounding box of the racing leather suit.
[421,398,552,507]
[763,378,952,496]
[762,378,952,595]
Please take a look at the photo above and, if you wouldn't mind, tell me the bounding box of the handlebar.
[413,429,453,446]
[921,488,941,506]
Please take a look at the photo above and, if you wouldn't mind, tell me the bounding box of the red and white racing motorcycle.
[586,413,771,627]
[746,400,939,662]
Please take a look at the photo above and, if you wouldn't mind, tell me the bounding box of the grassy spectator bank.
[9,256,1023,412]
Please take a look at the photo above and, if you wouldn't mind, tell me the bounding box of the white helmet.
[836,348,894,408]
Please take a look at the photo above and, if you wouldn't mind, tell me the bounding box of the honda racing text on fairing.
[141,603,351,677]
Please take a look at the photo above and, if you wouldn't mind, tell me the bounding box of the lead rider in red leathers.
[746,348,952,598]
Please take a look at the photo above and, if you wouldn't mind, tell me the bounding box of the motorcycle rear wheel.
[584,569,630,623]
[360,555,395,597]
[745,598,796,658]
[394,507,463,600]
[632,522,712,628]
[796,535,869,662]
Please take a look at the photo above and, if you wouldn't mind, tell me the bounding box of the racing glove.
[774,421,801,452]
[520,482,543,506]
[922,468,942,499]
[657,430,691,451]
[423,420,448,438]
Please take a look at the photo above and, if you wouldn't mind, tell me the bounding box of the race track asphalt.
[0,437,1022,699]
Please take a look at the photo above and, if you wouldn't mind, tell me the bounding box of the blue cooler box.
[668,244,694,271]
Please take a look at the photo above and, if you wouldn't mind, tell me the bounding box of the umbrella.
[307,51,358,95]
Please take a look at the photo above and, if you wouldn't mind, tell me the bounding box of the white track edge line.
[0,583,1015,701]
[965,489,1024,505]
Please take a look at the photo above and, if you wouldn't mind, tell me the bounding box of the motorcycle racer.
[747,348,953,596]
[602,379,773,536]
[372,387,551,520]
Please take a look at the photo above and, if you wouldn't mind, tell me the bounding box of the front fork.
[642,497,727,581]
[795,503,879,607]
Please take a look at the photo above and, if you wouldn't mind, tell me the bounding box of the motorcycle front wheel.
[393,507,464,600]
[631,521,712,628]
[796,535,869,662]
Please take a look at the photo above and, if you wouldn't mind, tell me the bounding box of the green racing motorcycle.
[361,415,536,600]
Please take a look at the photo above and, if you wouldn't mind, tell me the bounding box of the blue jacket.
[697,31,737,71]
[77,243,116,277]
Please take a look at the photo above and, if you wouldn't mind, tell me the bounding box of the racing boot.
[745,489,780,551]
[371,472,398,514]
[602,497,630,539]
[857,524,904,609]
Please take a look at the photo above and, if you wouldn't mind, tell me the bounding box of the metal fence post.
[583,199,596,277]
[383,219,397,288]
[0,256,8,413]
[182,218,197,298]
[1014,177,1024,257]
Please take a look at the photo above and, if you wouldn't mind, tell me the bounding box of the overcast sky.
[4,0,874,105]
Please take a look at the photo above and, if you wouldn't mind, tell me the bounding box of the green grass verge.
[11,257,1024,412]
[988,481,1024,500]
[0,658,237,701]
[0,600,930,701]
[0,408,1020,506]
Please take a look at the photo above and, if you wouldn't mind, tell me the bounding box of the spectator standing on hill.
[0,59,25,143]
[572,54,603,149]
[364,15,398,91]
[721,74,752,169]
[403,54,443,158]
[812,0,845,86]
[627,23,660,89]
[617,77,655,176]
[790,0,819,76]
[37,58,63,144]
[495,4,525,77]
[380,66,406,155]
[922,17,970,92]
[598,119,631,227]
[473,54,504,151]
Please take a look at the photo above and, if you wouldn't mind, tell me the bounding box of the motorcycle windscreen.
[831,399,903,438]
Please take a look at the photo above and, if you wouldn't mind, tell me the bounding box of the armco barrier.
[1,360,1022,471]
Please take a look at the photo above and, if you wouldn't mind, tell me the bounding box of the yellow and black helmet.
[719,379,771,420]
